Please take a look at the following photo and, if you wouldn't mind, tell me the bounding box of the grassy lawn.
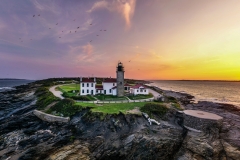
[58,83,80,92]
[75,102,148,114]
[127,93,153,100]
[57,84,95,101]
[94,94,128,101]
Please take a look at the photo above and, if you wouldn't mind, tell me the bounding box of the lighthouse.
[116,62,125,97]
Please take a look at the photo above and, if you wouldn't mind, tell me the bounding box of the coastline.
[150,82,240,108]
[1,79,240,159]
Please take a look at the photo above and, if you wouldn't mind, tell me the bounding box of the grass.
[58,84,95,101]
[172,102,183,110]
[127,93,153,100]
[94,94,128,101]
[140,102,169,118]
[35,87,60,110]
[46,98,83,117]
[75,102,147,114]
[58,83,80,92]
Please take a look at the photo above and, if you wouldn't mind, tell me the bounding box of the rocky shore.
[0,81,240,160]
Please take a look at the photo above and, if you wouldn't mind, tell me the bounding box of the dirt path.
[49,85,64,99]
[148,88,162,98]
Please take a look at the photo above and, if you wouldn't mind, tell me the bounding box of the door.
[91,90,93,95]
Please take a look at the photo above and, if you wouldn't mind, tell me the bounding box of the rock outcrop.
[0,82,240,160]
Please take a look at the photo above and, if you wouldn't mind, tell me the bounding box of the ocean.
[0,79,35,92]
[152,80,240,107]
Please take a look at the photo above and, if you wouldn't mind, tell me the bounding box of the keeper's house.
[80,77,96,95]
[129,84,149,95]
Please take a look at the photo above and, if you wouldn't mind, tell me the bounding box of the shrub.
[140,102,169,118]
[49,98,83,117]
[62,92,92,101]
[167,96,178,103]
[35,87,60,110]
[71,96,91,101]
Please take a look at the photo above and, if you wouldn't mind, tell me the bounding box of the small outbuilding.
[130,84,149,95]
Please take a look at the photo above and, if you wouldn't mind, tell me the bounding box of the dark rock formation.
[0,82,240,160]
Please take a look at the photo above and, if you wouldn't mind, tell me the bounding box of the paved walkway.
[49,85,64,99]
[148,88,162,98]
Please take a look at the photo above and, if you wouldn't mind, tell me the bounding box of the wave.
[0,87,14,92]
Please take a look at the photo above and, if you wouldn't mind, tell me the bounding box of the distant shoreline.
[150,80,240,82]
[0,78,32,81]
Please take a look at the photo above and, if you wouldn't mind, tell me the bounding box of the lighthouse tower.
[116,62,125,97]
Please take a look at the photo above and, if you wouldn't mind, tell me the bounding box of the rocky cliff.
[0,81,240,160]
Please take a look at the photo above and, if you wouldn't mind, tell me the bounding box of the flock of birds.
[18,14,108,43]
[17,14,139,70]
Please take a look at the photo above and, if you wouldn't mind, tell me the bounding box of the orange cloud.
[88,0,136,28]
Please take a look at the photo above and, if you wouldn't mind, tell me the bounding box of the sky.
[0,0,240,80]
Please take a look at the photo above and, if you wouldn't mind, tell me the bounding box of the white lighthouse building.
[79,62,148,96]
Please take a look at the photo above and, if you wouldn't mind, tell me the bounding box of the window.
[113,83,115,86]
[109,89,111,93]
[82,90,84,93]
[137,90,138,92]
[87,89,89,93]
[91,83,93,87]
[87,83,89,87]
[82,83,84,87]
[144,90,146,92]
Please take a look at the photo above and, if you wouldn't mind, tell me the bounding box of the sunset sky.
[0,0,240,80]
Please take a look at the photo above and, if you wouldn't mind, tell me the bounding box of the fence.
[76,97,154,104]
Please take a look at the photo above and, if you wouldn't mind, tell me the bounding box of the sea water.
[152,80,240,107]
[0,79,35,92]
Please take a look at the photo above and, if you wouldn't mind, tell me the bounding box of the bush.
[167,96,178,103]
[140,102,169,118]
[35,87,60,110]
[71,96,91,101]
[62,92,92,101]
[48,98,83,117]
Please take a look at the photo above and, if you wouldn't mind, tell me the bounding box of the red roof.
[131,84,146,89]
[96,85,103,90]
[124,83,132,86]
[81,78,95,82]
[103,78,116,83]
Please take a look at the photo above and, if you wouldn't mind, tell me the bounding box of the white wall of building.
[80,82,96,95]
[96,89,104,94]
[130,87,149,95]
[112,88,117,96]
[102,82,116,95]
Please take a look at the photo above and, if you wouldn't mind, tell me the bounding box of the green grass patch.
[35,87,60,110]
[75,102,147,114]
[58,84,95,101]
[127,93,153,100]
[94,94,127,101]
[140,102,169,118]
[167,96,178,103]
[172,103,183,110]
[46,98,83,117]
[58,84,80,92]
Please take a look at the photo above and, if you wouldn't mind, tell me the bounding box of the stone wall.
[183,114,223,132]
[33,110,70,123]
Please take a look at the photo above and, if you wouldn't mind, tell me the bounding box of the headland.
[0,78,240,159]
